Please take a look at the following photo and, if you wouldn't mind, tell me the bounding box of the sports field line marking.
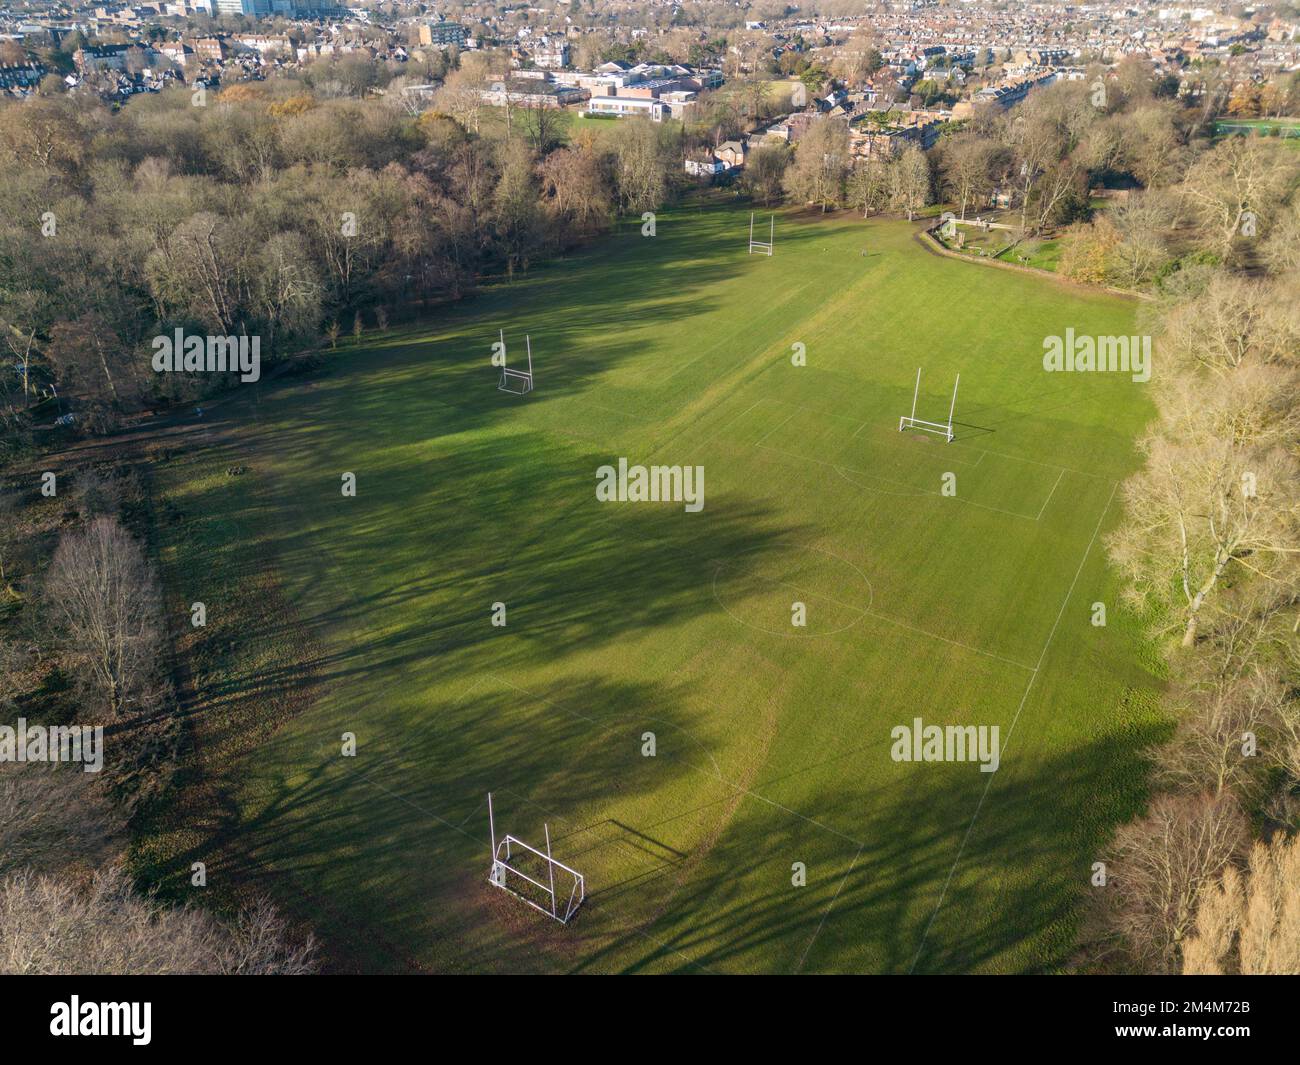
[907,480,1119,974]
[742,573,870,616]
[748,439,1047,521]
[581,399,652,423]
[484,673,866,849]
[468,674,854,974]
[700,398,765,448]
[353,767,478,842]
[765,397,986,468]
[595,489,1036,668]
[861,607,1038,673]
[795,843,865,974]
[759,436,991,511]
[354,740,717,972]
[830,457,1050,522]
[953,441,1110,481]
[711,577,869,638]
[713,558,1036,670]
[1035,468,1066,521]
[663,275,828,382]
[753,411,797,446]
[486,672,729,786]
[754,396,1092,481]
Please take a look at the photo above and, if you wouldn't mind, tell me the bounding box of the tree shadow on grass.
[195,672,718,973]
[167,416,810,729]
[574,724,1166,975]
[205,708,1166,974]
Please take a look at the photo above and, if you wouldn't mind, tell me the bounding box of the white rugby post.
[899,367,959,443]
[497,331,535,394]
[749,213,774,256]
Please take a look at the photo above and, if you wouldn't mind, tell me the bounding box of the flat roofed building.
[586,95,667,120]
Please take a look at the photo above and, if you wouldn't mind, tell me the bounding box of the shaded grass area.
[146,200,1165,972]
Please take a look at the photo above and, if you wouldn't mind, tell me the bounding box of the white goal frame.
[497,330,534,395]
[898,367,960,443]
[486,792,585,924]
[748,213,774,256]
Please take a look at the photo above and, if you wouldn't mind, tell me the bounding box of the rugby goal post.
[898,367,959,443]
[487,792,585,924]
[748,212,774,256]
[497,330,535,395]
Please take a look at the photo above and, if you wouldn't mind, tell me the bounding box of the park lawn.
[1002,237,1063,271]
[147,201,1165,973]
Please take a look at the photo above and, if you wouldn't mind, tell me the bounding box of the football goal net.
[748,213,774,256]
[487,792,585,924]
[497,330,535,395]
[898,367,960,443]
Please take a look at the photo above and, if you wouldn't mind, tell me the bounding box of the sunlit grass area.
[148,201,1164,973]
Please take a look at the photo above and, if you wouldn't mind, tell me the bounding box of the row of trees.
[1083,129,1300,971]
[773,68,1201,233]
[764,116,933,219]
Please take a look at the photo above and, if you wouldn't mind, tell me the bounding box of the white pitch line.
[753,411,796,446]
[795,843,865,973]
[752,442,1045,522]
[485,672,866,848]
[907,480,1119,974]
[862,608,1038,674]
[1035,468,1066,521]
[353,768,478,842]
[700,398,766,449]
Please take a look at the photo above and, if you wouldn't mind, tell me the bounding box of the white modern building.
[586,95,667,120]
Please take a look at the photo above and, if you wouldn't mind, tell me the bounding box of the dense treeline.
[1085,263,1300,972]
[0,80,680,450]
[1058,89,1300,975]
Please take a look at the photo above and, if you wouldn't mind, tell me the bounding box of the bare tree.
[784,118,850,212]
[44,517,163,717]
[538,144,613,234]
[889,144,932,221]
[611,117,672,214]
[1103,791,1247,972]
[1112,438,1300,648]
[1004,105,1070,233]
[522,100,563,154]
[1181,138,1300,261]
[0,491,16,588]
[939,134,997,220]
[0,762,123,877]
[1153,671,1285,799]
[743,143,792,209]
[1182,833,1300,974]
[1160,275,1300,379]
[1127,105,1188,188]
[1107,192,1175,289]
[847,156,892,217]
[1261,198,1300,275]
[0,866,316,975]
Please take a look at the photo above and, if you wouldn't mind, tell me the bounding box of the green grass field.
[1214,117,1300,147]
[149,201,1166,973]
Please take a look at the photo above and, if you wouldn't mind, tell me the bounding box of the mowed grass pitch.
[152,201,1167,973]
